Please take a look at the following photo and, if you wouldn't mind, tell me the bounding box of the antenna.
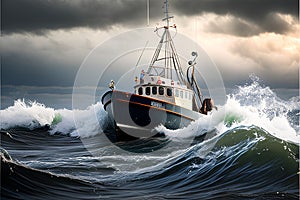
[147,0,150,26]
[162,0,173,27]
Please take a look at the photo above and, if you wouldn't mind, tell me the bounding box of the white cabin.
[134,75,193,110]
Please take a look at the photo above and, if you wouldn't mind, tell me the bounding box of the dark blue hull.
[101,90,202,142]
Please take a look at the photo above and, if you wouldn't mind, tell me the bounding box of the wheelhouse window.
[159,86,164,95]
[146,87,151,95]
[138,87,143,95]
[167,88,172,97]
[175,89,179,97]
[185,91,187,99]
[180,90,183,98]
[152,86,157,95]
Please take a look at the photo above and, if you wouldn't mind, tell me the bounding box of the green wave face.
[223,112,243,127]
[213,126,299,178]
[51,113,62,126]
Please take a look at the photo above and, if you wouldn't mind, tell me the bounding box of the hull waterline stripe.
[117,123,152,131]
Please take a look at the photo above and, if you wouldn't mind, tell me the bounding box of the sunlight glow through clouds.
[176,13,299,87]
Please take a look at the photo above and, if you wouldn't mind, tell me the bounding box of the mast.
[162,0,173,27]
[146,0,186,85]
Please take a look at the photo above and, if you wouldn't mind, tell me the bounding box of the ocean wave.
[1,149,103,200]
[104,126,299,198]
[0,99,105,138]
[1,76,299,145]
[2,125,299,199]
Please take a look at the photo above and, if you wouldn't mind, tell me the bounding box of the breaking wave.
[1,75,299,199]
[1,76,299,144]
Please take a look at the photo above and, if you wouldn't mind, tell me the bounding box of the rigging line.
[164,31,167,78]
[171,41,185,84]
[172,55,181,82]
[136,41,149,67]
[149,30,165,67]
[170,49,183,83]
[156,57,173,61]
[168,35,184,84]
[148,34,165,75]
[166,30,172,79]
[165,30,176,80]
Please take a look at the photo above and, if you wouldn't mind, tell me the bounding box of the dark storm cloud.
[1,0,298,96]
[2,0,298,35]
[172,0,298,35]
[2,0,156,34]
[204,16,261,37]
[173,0,297,19]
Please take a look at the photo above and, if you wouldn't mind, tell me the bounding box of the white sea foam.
[1,76,299,144]
[0,99,104,138]
[0,99,56,130]
[50,103,104,137]
[161,76,300,144]
[1,78,299,173]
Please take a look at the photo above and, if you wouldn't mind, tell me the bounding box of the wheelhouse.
[134,83,194,110]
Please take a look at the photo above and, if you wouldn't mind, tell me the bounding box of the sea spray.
[1,76,299,144]
[0,99,56,130]
[156,75,299,144]
[49,103,105,137]
[1,78,299,198]
[226,75,299,143]
[0,99,105,138]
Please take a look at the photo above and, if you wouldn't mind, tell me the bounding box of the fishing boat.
[101,0,216,143]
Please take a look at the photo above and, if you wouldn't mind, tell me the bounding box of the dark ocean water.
[1,79,299,199]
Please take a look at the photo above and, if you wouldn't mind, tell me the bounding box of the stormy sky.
[1,0,299,108]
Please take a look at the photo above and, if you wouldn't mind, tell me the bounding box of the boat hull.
[101,90,202,142]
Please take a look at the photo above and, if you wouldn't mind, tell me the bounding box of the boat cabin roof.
[134,74,188,90]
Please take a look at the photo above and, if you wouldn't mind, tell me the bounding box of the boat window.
[166,88,172,97]
[189,93,192,100]
[185,91,187,99]
[180,90,183,98]
[145,87,151,95]
[138,87,143,95]
[159,86,164,95]
[152,86,157,95]
[175,89,179,97]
